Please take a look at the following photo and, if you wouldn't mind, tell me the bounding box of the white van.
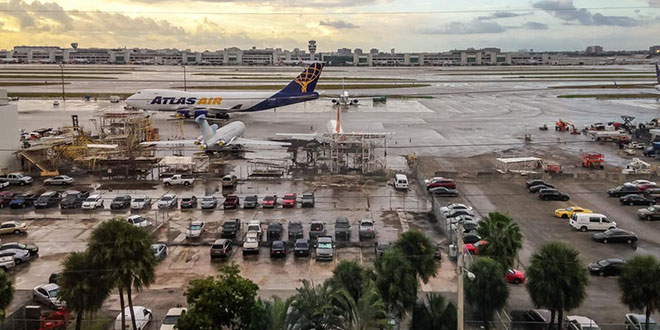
[569,213,617,232]
[393,174,409,191]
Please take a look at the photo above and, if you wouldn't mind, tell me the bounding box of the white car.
[627,180,656,187]
[160,307,187,330]
[0,254,15,272]
[44,175,74,185]
[0,179,9,189]
[440,203,473,216]
[82,194,103,209]
[127,215,152,228]
[242,231,260,255]
[32,283,64,309]
[158,194,178,209]
[131,196,152,210]
[186,221,205,239]
[566,315,600,330]
[114,306,152,330]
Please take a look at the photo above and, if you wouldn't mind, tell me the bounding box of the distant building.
[354,48,363,55]
[308,40,317,60]
[0,90,18,172]
[337,48,352,55]
[369,48,379,54]
[586,45,603,54]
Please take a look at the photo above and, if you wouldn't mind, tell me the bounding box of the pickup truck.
[221,219,241,238]
[162,174,195,186]
[0,173,33,186]
[223,195,240,209]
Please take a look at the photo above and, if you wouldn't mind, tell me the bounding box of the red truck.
[282,193,297,208]
[223,195,240,209]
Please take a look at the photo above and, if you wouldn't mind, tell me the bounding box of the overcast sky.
[0,0,659,52]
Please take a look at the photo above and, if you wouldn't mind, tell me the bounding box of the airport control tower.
[308,40,317,61]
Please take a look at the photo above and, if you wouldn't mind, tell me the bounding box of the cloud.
[532,0,639,26]
[422,19,505,34]
[128,0,379,7]
[649,0,660,7]
[477,11,532,20]
[522,21,549,30]
[319,19,359,29]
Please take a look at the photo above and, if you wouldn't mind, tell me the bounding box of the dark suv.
[34,192,62,209]
[608,185,643,197]
[110,195,132,209]
[288,221,304,240]
[335,216,351,240]
[267,222,283,241]
[10,193,36,209]
[538,189,569,201]
[180,196,198,209]
[60,191,89,209]
[210,239,233,260]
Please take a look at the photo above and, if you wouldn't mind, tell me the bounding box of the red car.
[262,195,277,208]
[465,240,488,255]
[425,177,456,190]
[223,195,240,209]
[282,193,297,208]
[0,191,14,208]
[505,268,525,284]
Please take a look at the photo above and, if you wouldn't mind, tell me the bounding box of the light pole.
[457,220,465,330]
[59,63,65,101]
[183,65,187,91]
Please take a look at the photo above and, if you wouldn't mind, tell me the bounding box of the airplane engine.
[351,99,359,105]
[331,99,338,104]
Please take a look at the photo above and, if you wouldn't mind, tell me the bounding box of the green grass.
[8,92,133,99]
[0,82,69,86]
[0,75,117,79]
[176,83,429,90]
[557,93,660,99]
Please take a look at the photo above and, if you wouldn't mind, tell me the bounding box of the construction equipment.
[622,158,651,174]
[582,152,605,169]
[543,161,562,174]
[556,119,571,132]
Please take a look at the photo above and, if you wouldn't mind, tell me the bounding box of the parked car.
[538,189,570,201]
[446,209,474,219]
[242,232,260,255]
[127,215,152,228]
[32,283,64,309]
[374,241,392,258]
[221,219,241,238]
[179,196,198,209]
[160,307,187,330]
[620,194,654,206]
[210,238,233,260]
[44,175,74,186]
[429,187,459,197]
[114,306,152,330]
[223,195,240,209]
[592,228,637,244]
[625,314,658,330]
[294,239,310,257]
[629,180,656,187]
[34,191,62,209]
[526,179,551,188]
[0,221,28,235]
[510,309,552,330]
[608,185,643,197]
[315,236,334,261]
[158,194,178,209]
[335,216,351,240]
[463,232,481,244]
[570,213,616,232]
[645,188,660,201]
[529,183,554,193]
[162,174,194,186]
[131,196,152,210]
[262,195,277,208]
[440,203,472,216]
[0,191,13,208]
[270,240,287,258]
[309,221,326,240]
[11,193,37,209]
[287,221,304,240]
[505,268,525,284]
[465,240,488,255]
[301,192,315,207]
[554,206,592,219]
[588,258,627,276]
[0,254,15,272]
[1,242,39,256]
[637,205,660,220]
[200,196,217,209]
[0,173,33,186]
[110,195,132,209]
[0,249,30,265]
[358,219,376,241]
[393,173,409,190]
[151,243,167,260]
[221,174,237,188]
[565,316,600,330]
[0,178,8,189]
[267,222,283,241]
[243,195,259,209]
[282,193,297,208]
[186,221,205,239]
[82,194,104,209]
[425,177,456,189]
[60,191,88,209]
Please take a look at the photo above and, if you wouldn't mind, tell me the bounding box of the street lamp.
[456,220,476,330]
[183,65,187,91]
[59,63,65,101]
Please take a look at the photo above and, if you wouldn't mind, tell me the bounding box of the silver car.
[44,175,74,186]
[33,283,64,309]
[358,219,376,240]
[131,196,152,210]
[0,249,30,265]
[186,221,205,239]
[201,196,218,209]
[158,194,178,209]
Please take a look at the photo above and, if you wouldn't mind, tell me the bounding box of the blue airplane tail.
[276,62,324,96]
[656,63,660,84]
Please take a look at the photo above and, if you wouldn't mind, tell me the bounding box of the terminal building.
[0,44,657,66]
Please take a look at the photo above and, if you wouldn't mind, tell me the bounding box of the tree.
[374,247,418,319]
[329,260,370,302]
[526,242,588,330]
[464,257,509,330]
[412,293,457,330]
[332,281,390,330]
[288,280,343,330]
[476,212,523,269]
[250,296,295,330]
[88,218,156,330]
[178,264,260,330]
[0,271,13,322]
[57,252,112,330]
[394,230,438,282]
[618,255,660,330]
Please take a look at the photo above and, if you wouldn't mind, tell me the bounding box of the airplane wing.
[274,133,320,141]
[140,140,198,147]
[233,137,291,146]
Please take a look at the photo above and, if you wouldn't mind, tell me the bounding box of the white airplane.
[331,79,359,107]
[125,62,325,119]
[140,115,290,152]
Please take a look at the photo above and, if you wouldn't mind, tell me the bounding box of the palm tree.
[374,247,418,319]
[88,218,156,330]
[329,260,370,302]
[289,280,343,330]
[259,296,295,330]
[476,212,523,269]
[464,257,509,330]
[618,255,660,330]
[332,281,390,330]
[393,230,438,282]
[526,242,588,330]
[57,251,112,330]
[412,293,457,330]
[0,271,13,322]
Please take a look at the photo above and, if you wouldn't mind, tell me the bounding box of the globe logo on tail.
[294,63,323,93]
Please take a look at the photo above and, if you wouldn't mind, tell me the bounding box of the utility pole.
[457,221,465,330]
[183,65,187,91]
[59,63,65,101]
